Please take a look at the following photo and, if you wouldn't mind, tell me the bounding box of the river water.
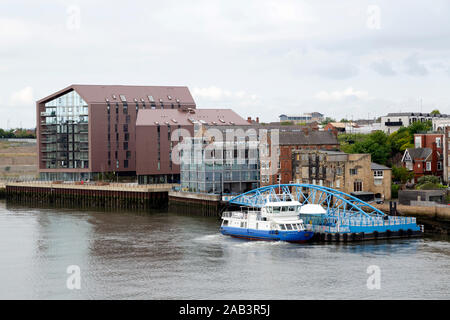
[0,200,449,300]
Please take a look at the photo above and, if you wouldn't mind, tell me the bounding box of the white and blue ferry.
[220,201,314,243]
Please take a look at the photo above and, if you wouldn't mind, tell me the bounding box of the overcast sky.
[1,0,450,128]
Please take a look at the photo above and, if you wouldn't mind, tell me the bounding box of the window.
[280,224,286,230]
[354,181,363,192]
[373,170,383,177]
[437,162,442,170]
[350,168,358,175]
[124,160,128,168]
[436,137,441,148]
[120,95,126,102]
[426,162,431,171]
[415,136,422,148]
[148,95,154,102]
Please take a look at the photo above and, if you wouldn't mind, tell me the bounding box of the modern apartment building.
[179,124,260,194]
[37,84,196,181]
[279,112,324,124]
[135,109,251,184]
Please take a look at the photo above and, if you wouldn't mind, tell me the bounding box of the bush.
[391,184,400,199]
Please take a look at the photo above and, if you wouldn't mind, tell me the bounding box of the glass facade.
[40,90,89,170]
[180,128,260,195]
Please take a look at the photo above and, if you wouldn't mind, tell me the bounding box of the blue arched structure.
[228,184,385,218]
[228,184,422,234]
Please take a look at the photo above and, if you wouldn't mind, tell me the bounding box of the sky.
[1,0,450,128]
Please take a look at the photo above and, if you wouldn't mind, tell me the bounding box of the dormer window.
[120,95,127,102]
[148,95,154,102]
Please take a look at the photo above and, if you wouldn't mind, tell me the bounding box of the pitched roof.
[38,84,196,105]
[371,162,391,170]
[279,131,338,146]
[405,148,432,161]
[136,109,249,126]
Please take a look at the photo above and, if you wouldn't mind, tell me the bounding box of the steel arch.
[228,184,386,220]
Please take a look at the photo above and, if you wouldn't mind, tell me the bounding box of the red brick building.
[261,128,339,185]
[401,132,444,182]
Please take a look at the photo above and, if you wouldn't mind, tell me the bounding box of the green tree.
[430,109,440,116]
[408,120,432,137]
[392,166,414,184]
[321,117,335,125]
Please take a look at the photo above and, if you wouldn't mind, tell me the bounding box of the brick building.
[135,109,250,184]
[401,132,444,182]
[37,84,196,181]
[260,128,339,186]
[292,150,392,200]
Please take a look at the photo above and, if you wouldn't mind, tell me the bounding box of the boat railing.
[335,216,417,228]
[222,211,248,219]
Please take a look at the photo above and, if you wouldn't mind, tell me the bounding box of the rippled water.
[0,200,449,300]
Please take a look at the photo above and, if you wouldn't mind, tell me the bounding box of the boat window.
[286,224,293,230]
[272,207,281,213]
[222,220,228,226]
[267,207,273,213]
[288,206,296,212]
[279,224,286,230]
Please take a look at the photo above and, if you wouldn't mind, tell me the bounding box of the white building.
[380,112,449,134]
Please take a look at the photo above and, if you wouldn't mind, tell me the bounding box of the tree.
[408,120,432,137]
[321,117,335,126]
[392,166,414,184]
[430,109,440,116]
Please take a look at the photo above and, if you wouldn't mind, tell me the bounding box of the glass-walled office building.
[180,125,260,194]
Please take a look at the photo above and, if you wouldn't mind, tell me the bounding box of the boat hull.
[220,226,314,243]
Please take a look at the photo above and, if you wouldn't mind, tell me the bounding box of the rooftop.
[385,112,449,118]
[279,130,338,146]
[38,84,196,105]
[136,109,250,126]
[371,162,391,170]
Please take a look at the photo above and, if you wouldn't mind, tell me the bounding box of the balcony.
[41,111,56,117]
[385,121,403,126]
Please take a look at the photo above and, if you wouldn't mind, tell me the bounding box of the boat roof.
[272,219,303,224]
[264,201,302,206]
[298,204,327,215]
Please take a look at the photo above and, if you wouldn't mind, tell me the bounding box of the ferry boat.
[220,201,314,243]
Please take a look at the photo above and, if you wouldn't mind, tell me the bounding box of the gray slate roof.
[279,131,338,146]
[371,162,391,170]
[405,148,432,161]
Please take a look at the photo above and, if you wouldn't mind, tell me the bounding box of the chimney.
[247,117,252,123]
[302,127,309,136]
[431,141,437,172]
[256,117,259,123]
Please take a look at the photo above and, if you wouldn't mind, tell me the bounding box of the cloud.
[371,59,396,76]
[9,86,34,106]
[315,87,369,102]
[192,86,257,102]
[404,54,429,76]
